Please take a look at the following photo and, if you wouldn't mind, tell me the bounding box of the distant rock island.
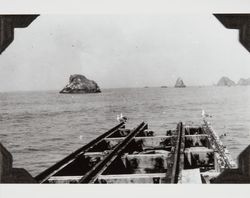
[217,77,236,86]
[161,86,168,88]
[175,77,186,88]
[237,78,250,86]
[60,74,101,94]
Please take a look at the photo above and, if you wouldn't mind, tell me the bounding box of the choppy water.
[0,87,250,176]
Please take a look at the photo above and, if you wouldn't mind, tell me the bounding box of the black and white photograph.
[0,1,250,196]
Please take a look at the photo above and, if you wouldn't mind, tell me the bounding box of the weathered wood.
[180,168,202,184]
[48,176,82,183]
[201,170,220,184]
[104,136,172,150]
[123,152,170,173]
[34,120,240,184]
[184,147,214,169]
[97,173,166,183]
[48,173,167,184]
[79,122,147,183]
[35,122,125,183]
[185,135,209,148]
[202,119,236,169]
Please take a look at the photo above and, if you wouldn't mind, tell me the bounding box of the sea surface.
[0,86,250,176]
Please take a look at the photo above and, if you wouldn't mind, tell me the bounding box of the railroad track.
[35,122,148,183]
[35,120,235,184]
[35,122,126,183]
[79,122,147,183]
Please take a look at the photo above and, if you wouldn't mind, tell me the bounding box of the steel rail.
[170,122,184,183]
[35,122,125,183]
[79,122,147,183]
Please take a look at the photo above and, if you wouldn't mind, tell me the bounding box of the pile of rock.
[217,76,250,86]
[237,78,250,86]
[217,76,236,86]
[175,77,186,88]
[60,74,101,94]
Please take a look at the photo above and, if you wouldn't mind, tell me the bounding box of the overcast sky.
[0,14,250,91]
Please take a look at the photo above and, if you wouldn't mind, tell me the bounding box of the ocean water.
[0,86,250,176]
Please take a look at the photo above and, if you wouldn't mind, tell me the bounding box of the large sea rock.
[60,74,101,94]
[175,77,186,88]
[237,78,250,86]
[217,77,235,86]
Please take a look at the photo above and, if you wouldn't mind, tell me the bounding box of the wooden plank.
[97,173,166,183]
[123,152,170,173]
[180,168,202,184]
[185,135,209,148]
[48,173,167,184]
[201,171,220,184]
[184,147,214,168]
[48,176,82,183]
[104,136,172,150]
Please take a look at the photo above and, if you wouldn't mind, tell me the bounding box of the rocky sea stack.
[237,78,250,86]
[217,77,235,87]
[175,77,186,88]
[60,74,101,94]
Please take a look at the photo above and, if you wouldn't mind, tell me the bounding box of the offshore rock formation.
[217,77,235,86]
[60,74,101,94]
[175,77,186,88]
[237,78,250,86]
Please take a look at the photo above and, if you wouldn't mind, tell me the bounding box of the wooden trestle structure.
[35,120,236,184]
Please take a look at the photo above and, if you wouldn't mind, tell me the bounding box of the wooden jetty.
[35,119,236,184]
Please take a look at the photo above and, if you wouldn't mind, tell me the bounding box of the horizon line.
[1,84,246,93]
